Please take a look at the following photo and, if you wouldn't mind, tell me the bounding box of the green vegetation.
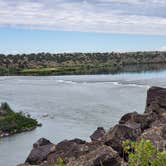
[123,139,166,166]
[0,51,166,75]
[54,157,65,166]
[20,64,120,75]
[0,102,38,135]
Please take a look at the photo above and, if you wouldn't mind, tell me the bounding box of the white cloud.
[160,46,166,51]
[0,0,166,34]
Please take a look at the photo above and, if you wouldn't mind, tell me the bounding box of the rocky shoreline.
[0,125,40,138]
[18,86,166,166]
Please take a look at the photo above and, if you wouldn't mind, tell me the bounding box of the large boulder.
[150,111,166,127]
[19,139,123,166]
[119,111,157,131]
[66,145,122,166]
[90,127,106,141]
[47,138,88,165]
[25,138,56,165]
[145,86,166,114]
[104,123,141,156]
[47,138,123,166]
[139,125,166,151]
[33,138,52,148]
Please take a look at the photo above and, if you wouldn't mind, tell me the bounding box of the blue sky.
[0,0,166,53]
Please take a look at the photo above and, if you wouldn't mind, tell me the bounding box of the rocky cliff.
[18,86,166,166]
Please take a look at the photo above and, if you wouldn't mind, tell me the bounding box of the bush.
[123,139,166,166]
[0,102,38,133]
[54,157,64,166]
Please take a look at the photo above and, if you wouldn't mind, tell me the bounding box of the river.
[0,70,166,166]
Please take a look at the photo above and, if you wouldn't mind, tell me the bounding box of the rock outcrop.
[66,145,122,166]
[104,123,141,156]
[90,127,106,141]
[25,138,56,165]
[18,86,166,166]
[145,86,166,115]
[119,111,157,131]
[139,125,166,151]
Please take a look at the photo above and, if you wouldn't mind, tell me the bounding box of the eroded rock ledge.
[18,86,166,166]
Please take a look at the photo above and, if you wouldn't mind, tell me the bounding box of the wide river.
[0,71,166,166]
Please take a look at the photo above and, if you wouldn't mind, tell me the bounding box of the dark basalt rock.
[145,86,166,114]
[119,112,138,124]
[90,127,106,141]
[33,138,52,148]
[66,145,122,166]
[25,138,56,165]
[104,123,141,156]
[150,112,166,127]
[47,139,102,165]
[119,111,157,131]
[139,125,166,151]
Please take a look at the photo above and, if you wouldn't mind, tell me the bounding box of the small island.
[0,102,40,137]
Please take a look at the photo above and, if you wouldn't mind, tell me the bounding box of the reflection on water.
[82,63,166,75]
[121,63,166,73]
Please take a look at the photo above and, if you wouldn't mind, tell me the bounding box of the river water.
[0,70,166,166]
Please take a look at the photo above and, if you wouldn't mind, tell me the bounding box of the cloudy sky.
[0,0,166,53]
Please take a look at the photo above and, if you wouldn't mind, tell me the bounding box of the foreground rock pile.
[18,87,166,166]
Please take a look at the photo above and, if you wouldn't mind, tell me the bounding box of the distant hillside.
[0,51,166,75]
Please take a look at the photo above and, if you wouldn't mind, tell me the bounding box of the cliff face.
[145,86,166,114]
[18,87,166,166]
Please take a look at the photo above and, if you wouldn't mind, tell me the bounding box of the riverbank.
[0,51,166,76]
[18,86,166,166]
[19,63,166,76]
[0,102,41,138]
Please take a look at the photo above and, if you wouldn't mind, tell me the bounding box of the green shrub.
[54,157,64,166]
[0,102,38,132]
[123,139,166,166]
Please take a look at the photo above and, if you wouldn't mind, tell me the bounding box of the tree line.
[0,51,166,75]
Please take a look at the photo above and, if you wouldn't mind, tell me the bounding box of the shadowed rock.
[33,138,52,148]
[119,111,157,131]
[104,123,141,156]
[139,125,166,151]
[47,139,105,165]
[90,127,106,141]
[145,86,166,114]
[25,138,56,165]
[66,145,122,166]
